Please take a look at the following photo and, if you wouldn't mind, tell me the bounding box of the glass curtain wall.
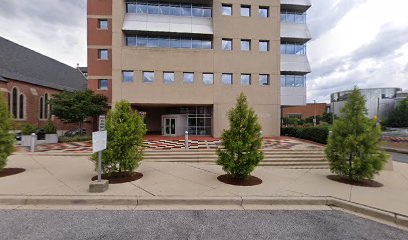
[280,11,306,24]
[179,107,212,136]
[126,1,212,17]
[280,43,307,55]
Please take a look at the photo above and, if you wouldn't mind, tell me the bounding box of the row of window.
[98,41,304,60]
[280,75,306,88]
[280,43,307,55]
[126,1,212,17]
[9,88,51,120]
[280,11,307,24]
[126,35,212,49]
[221,4,269,18]
[120,71,271,86]
[97,74,306,89]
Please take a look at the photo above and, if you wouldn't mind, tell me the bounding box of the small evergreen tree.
[326,87,387,182]
[49,90,107,135]
[92,100,146,175]
[384,97,408,128]
[0,96,15,170]
[217,93,264,180]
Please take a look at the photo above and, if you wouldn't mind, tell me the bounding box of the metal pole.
[185,131,189,150]
[98,151,102,182]
[313,100,317,126]
[30,133,36,153]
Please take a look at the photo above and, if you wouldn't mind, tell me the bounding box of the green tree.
[325,87,387,181]
[322,112,334,124]
[49,90,107,135]
[0,96,15,170]
[217,93,264,180]
[92,100,146,175]
[384,97,408,128]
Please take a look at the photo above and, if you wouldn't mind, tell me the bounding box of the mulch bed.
[217,174,262,186]
[92,172,143,184]
[0,168,26,178]
[327,175,383,188]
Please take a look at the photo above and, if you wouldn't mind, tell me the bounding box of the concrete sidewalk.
[1,154,408,217]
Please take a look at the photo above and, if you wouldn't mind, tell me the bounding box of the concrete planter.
[21,135,36,147]
[45,134,58,144]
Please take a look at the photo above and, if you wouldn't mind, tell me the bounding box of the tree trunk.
[348,153,353,181]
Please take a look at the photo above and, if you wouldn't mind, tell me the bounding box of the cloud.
[308,0,367,40]
[0,0,86,67]
[307,0,408,103]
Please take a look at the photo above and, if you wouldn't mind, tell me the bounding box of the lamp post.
[313,100,317,126]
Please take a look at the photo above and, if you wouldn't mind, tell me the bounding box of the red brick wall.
[3,79,93,133]
[283,103,328,119]
[87,0,113,104]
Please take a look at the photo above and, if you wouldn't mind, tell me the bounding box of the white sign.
[92,131,107,153]
[99,115,106,131]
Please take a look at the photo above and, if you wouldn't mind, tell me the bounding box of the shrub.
[43,121,57,134]
[384,97,408,128]
[92,100,146,175]
[58,135,92,143]
[217,93,264,180]
[281,125,329,144]
[326,87,387,182]
[0,96,15,170]
[21,124,37,135]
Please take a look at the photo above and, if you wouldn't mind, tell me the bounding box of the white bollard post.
[185,131,189,150]
[30,133,37,153]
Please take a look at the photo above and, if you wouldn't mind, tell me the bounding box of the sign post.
[89,115,109,192]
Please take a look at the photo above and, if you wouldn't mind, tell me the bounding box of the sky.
[0,0,407,103]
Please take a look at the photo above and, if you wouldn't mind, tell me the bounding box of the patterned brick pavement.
[15,137,323,153]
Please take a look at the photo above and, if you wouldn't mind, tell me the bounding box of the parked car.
[64,128,86,137]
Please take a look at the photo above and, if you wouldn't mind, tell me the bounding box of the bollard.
[30,133,37,153]
[185,131,189,150]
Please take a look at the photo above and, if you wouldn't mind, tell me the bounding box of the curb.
[382,147,408,155]
[0,195,407,228]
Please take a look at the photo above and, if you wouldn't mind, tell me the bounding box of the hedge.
[281,126,329,144]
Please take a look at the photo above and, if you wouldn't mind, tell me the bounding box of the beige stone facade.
[88,0,282,137]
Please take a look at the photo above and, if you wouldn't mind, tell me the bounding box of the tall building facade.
[280,0,311,106]
[87,0,311,137]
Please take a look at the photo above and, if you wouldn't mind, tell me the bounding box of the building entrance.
[164,118,176,136]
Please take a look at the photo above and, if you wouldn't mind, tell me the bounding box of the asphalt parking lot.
[0,210,407,240]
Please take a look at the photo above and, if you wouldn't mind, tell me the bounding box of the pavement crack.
[29,155,78,194]
[129,183,155,197]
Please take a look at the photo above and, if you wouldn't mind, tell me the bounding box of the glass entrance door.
[164,118,176,136]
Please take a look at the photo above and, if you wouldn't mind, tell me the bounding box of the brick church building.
[0,36,89,132]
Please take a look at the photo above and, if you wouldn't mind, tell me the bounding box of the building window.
[203,73,214,85]
[241,74,251,85]
[259,6,269,18]
[163,72,175,84]
[222,39,232,51]
[44,93,49,119]
[280,11,306,24]
[259,74,269,86]
[39,93,49,120]
[143,71,155,83]
[183,72,194,84]
[19,94,24,119]
[241,5,251,17]
[98,19,108,29]
[222,4,232,16]
[98,49,108,60]
[126,2,212,17]
[259,40,269,52]
[98,79,108,90]
[39,97,44,119]
[280,43,306,55]
[241,40,251,51]
[222,73,233,85]
[122,71,134,83]
[126,35,212,49]
[11,88,18,118]
[280,75,306,87]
